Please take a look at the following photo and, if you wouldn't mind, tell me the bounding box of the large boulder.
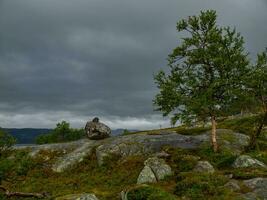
[85,117,111,140]
[144,157,172,180]
[232,155,267,169]
[137,157,172,184]
[193,161,215,173]
[137,166,157,184]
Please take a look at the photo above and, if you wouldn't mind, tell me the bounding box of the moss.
[127,185,177,200]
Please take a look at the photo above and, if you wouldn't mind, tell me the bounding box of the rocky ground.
[7,127,266,200]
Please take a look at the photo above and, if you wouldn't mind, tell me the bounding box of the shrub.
[175,173,230,199]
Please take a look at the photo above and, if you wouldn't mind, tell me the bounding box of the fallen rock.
[232,155,267,169]
[224,180,240,192]
[55,193,99,200]
[85,117,111,140]
[193,161,215,173]
[137,165,157,184]
[144,157,172,180]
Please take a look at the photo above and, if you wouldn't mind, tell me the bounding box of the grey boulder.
[193,161,215,173]
[85,117,111,140]
[137,157,172,184]
[232,155,267,169]
[144,157,172,180]
[137,165,157,184]
[224,180,241,192]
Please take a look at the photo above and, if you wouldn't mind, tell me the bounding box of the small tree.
[154,10,249,152]
[246,50,267,150]
[0,130,16,156]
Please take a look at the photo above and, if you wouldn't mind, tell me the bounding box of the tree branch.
[0,185,48,198]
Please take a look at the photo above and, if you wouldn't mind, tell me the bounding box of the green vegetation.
[35,121,85,144]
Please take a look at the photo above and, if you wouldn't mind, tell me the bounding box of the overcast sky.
[0,0,267,129]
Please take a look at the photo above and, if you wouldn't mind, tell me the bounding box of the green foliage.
[0,129,16,156]
[154,10,249,126]
[35,121,85,144]
[175,172,231,199]
[127,186,177,200]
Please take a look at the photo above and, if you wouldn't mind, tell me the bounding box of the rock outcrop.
[85,117,111,140]
[95,132,206,166]
[14,129,252,172]
[232,155,267,169]
[52,140,98,172]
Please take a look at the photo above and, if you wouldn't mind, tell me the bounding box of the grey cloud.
[0,0,266,129]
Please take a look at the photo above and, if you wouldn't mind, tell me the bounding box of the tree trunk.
[211,115,218,152]
[247,111,267,151]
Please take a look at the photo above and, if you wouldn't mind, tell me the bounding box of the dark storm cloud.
[0,0,267,128]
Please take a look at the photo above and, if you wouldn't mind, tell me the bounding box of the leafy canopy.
[154,10,249,125]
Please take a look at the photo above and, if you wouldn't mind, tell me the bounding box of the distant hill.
[2,128,139,144]
[3,128,52,144]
